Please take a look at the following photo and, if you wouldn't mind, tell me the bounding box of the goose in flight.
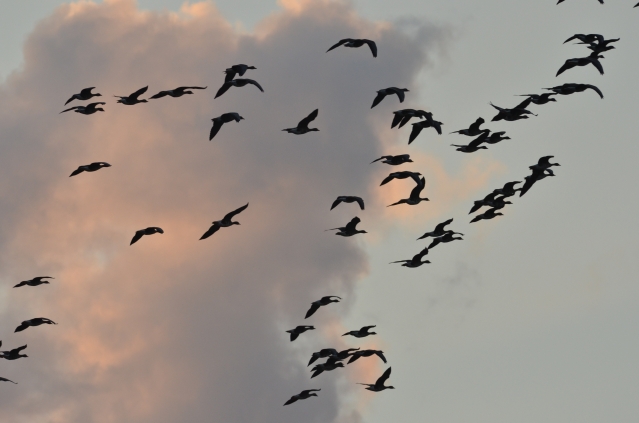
[70,162,111,177]
[130,227,164,245]
[371,87,409,108]
[468,192,500,214]
[115,86,148,105]
[0,345,27,360]
[451,133,489,153]
[417,218,463,240]
[326,38,377,57]
[200,203,249,240]
[556,53,604,76]
[60,102,105,115]
[530,156,560,172]
[450,117,486,136]
[517,93,557,105]
[493,181,521,197]
[564,34,605,44]
[428,232,463,249]
[543,83,603,99]
[380,171,422,186]
[210,112,244,140]
[408,118,443,144]
[347,349,387,364]
[391,109,432,129]
[484,131,510,144]
[224,64,256,82]
[149,86,207,99]
[332,347,361,361]
[64,87,101,105]
[391,247,430,268]
[284,389,321,406]
[470,208,504,223]
[370,154,413,166]
[342,325,376,338]
[286,325,315,342]
[583,37,619,54]
[471,196,511,215]
[215,78,264,99]
[311,359,345,378]
[14,276,54,288]
[0,377,17,384]
[15,318,57,333]
[358,367,394,392]
[283,109,319,134]
[331,196,364,210]
[489,98,536,122]
[305,296,341,319]
[308,348,339,366]
[326,217,367,237]
[520,168,555,197]
[387,177,429,207]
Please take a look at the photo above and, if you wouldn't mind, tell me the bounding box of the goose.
[347,349,387,364]
[115,86,148,105]
[14,276,54,288]
[149,86,207,99]
[358,367,394,392]
[417,218,463,240]
[428,232,463,249]
[210,112,244,140]
[563,34,604,44]
[69,162,111,177]
[283,109,319,134]
[286,325,315,342]
[0,345,27,360]
[333,347,361,361]
[470,208,504,223]
[520,168,555,197]
[517,93,557,105]
[556,53,604,76]
[391,109,432,129]
[0,377,17,384]
[530,156,560,171]
[489,99,536,122]
[224,64,257,82]
[387,177,429,207]
[408,118,443,144]
[326,216,367,237]
[493,181,521,197]
[468,192,500,214]
[450,117,486,136]
[331,196,364,210]
[342,325,376,338]
[310,359,345,378]
[580,37,619,53]
[308,348,339,366]
[305,296,341,318]
[326,38,377,57]
[200,203,249,240]
[15,318,57,333]
[64,87,101,105]
[544,83,603,99]
[60,102,105,115]
[370,154,413,165]
[380,171,422,186]
[214,78,264,99]
[390,247,430,268]
[130,227,163,245]
[484,131,510,144]
[451,133,489,153]
[284,389,321,406]
[371,87,409,108]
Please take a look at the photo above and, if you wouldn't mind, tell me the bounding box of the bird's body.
[15,318,57,333]
[0,345,27,360]
[556,53,604,76]
[417,218,463,240]
[286,325,315,342]
[450,117,485,136]
[149,86,207,99]
[283,109,319,134]
[60,102,105,115]
[347,349,387,364]
[391,247,430,268]
[371,87,409,108]
[428,232,463,249]
[529,156,561,172]
[489,99,536,122]
[493,181,521,198]
[342,325,376,338]
[14,276,54,288]
[370,154,413,166]
[70,162,111,177]
[200,203,249,240]
[380,171,422,186]
[470,208,504,223]
[215,78,263,98]
[115,86,148,105]
[358,367,394,392]
[64,87,101,105]
[210,113,244,140]
[310,360,345,378]
[452,132,489,153]
[305,296,341,319]
[326,38,377,57]
[224,64,256,82]
[326,216,367,237]
[544,83,604,99]
[284,389,321,406]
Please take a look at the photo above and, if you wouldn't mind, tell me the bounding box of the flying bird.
[470,208,504,223]
[489,99,536,122]
[342,325,376,338]
[224,64,256,82]
[517,93,557,105]
[391,247,430,268]
[451,133,489,153]
[305,296,341,319]
[387,177,429,207]
[484,131,510,144]
[326,38,377,57]
[326,216,367,237]
[69,162,111,177]
[115,86,148,105]
[215,78,264,98]
[556,53,604,76]
[408,118,443,144]
[284,389,321,406]
[358,367,394,392]
[310,359,345,378]
[286,325,315,342]
[380,171,422,186]
[428,232,463,249]
[283,109,319,134]
[543,83,603,99]
[347,349,387,364]
[64,87,101,105]
[563,34,605,44]
[493,181,521,197]
[210,112,244,140]
[450,117,486,136]
[529,156,561,172]
[130,227,164,245]
[520,168,555,197]
[14,276,53,288]
[149,86,207,99]
[0,377,17,384]
[417,218,463,240]
[391,109,432,129]
[370,154,413,165]
[59,102,105,115]
[15,318,57,333]
[371,87,409,108]
[200,203,249,240]
[0,345,27,360]
[308,348,339,366]
[331,196,364,210]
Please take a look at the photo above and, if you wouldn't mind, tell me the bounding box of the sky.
[0,1,638,423]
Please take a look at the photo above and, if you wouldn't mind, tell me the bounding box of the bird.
[310,359,345,378]
[451,133,489,153]
[0,345,27,360]
[544,83,603,99]
[417,218,463,240]
[391,109,432,128]
[326,38,377,57]
[332,347,361,361]
[200,203,249,240]
[387,177,429,206]
[563,34,605,45]
[493,181,521,197]
[348,349,387,364]
[305,296,341,318]
[331,196,364,210]
[556,53,604,76]
[308,348,339,366]
[286,325,315,341]
[517,93,557,105]
[489,99,536,122]
[557,0,603,3]
[408,118,443,144]
[14,276,54,288]
[284,389,321,406]
[358,367,394,392]
[149,86,207,99]
[130,227,164,245]
[468,192,501,214]
[115,86,148,105]
[428,232,463,249]
[391,247,430,268]
[64,87,101,105]
[223,64,257,82]
[520,168,555,197]
[15,318,57,333]
[69,162,111,177]
[450,117,486,136]
[210,112,244,140]
[380,171,422,186]
[59,102,105,115]
[483,131,510,144]
[529,156,560,172]
[283,109,319,134]
[370,154,413,165]
[371,87,409,108]
[470,208,504,223]
[0,377,17,384]
[342,325,376,338]
[214,78,264,98]
[582,37,619,54]
[326,216,367,237]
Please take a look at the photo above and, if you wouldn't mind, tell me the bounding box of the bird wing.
[468,133,488,148]
[408,178,426,199]
[69,166,86,177]
[209,120,224,140]
[326,38,350,52]
[182,86,207,91]
[354,197,365,210]
[14,322,29,333]
[290,332,300,342]
[13,345,27,354]
[330,197,343,210]
[428,237,442,249]
[519,176,536,197]
[371,92,386,108]
[431,120,443,135]
[64,94,78,105]
[391,113,404,128]
[59,106,80,114]
[13,281,27,288]
[370,156,387,164]
[79,87,95,96]
[223,203,249,221]
[130,230,145,245]
[555,61,573,77]
[398,115,413,128]
[344,216,361,232]
[361,325,376,332]
[149,91,169,99]
[284,397,298,406]
[434,218,453,233]
[305,302,321,319]
[395,88,406,103]
[584,84,604,99]
[563,34,583,44]
[298,109,319,129]
[130,86,148,100]
[514,97,532,110]
[375,351,388,363]
[364,39,378,57]
[0,377,17,384]
[199,223,221,240]
[408,124,423,144]
[214,82,232,99]
[347,353,362,364]
[375,367,392,387]
[246,79,264,92]
[538,156,553,167]
[590,58,604,75]
[468,117,484,132]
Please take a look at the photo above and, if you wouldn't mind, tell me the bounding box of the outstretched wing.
[246,79,264,92]
[223,203,249,221]
[69,166,85,177]
[215,82,232,99]
[584,84,604,99]
[305,302,321,319]
[468,117,484,132]
[364,39,378,57]
[199,223,221,240]
[0,377,17,384]
[149,90,170,99]
[209,120,223,140]
[298,109,319,129]
[130,230,145,245]
[130,86,148,100]
[408,123,423,144]
[59,106,80,114]
[330,197,343,210]
[354,197,365,210]
[371,92,386,109]
[344,217,361,232]
[14,322,29,333]
[375,351,387,363]
[375,367,392,387]
[409,177,426,199]
[326,38,350,53]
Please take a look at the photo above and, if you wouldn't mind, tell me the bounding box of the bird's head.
[100,163,112,168]
[503,136,511,140]
[96,108,105,112]
[310,128,319,132]
[232,221,241,225]
[407,158,414,162]
[386,386,395,390]
[479,146,488,150]
[95,93,102,97]
[248,66,257,70]
[184,91,194,95]
[358,230,368,234]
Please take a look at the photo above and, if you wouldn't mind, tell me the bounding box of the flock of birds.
[0,3,626,417]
